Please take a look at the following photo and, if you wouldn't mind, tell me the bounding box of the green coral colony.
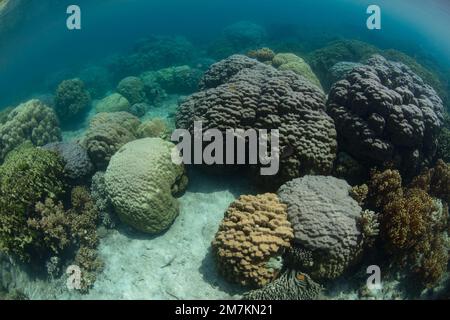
[0,16,449,301]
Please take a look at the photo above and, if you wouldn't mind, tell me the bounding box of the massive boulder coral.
[176,55,337,188]
[95,93,131,114]
[0,99,61,162]
[81,112,140,170]
[104,138,188,234]
[140,65,202,94]
[116,76,147,105]
[327,55,445,177]
[54,78,91,123]
[277,175,367,280]
[43,142,94,183]
[211,193,294,288]
[271,53,323,90]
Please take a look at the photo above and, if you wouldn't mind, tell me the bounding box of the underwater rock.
[104,138,188,234]
[81,111,140,170]
[242,269,322,300]
[327,55,445,178]
[271,53,323,90]
[211,193,293,288]
[54,78,91,123]
[277,175,365,280]
[95,93,131,113]
[42,141,94,183]
[177,54,337,188]
[0,99,61,162]
[116,76,147,105]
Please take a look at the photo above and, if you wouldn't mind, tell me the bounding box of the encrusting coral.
[54,78,91,123]
[211,193,294,288]
[104,138,188,234]
[0,99,61,162]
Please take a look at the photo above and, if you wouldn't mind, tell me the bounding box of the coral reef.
[177,55,337,187]
[0,99,61,162]
[437,113,450,163]
[277,175,365,279]
[211,193,293,287]
[0,145,66,261]
[54,78,91,123]
[95,93,131,114]
[271,53,323,90]
[247,47,275,63]
[367,169,449,288]
[90,171,116,229]
[104,138,188,233]
[81,112,140,170]
[328,61,362,84]
[43,142,94,183]
[242,269,322,300]
[327,55,445,178]
[307,40,379,90]
[410,159,450,203]
[108,36,196,79]
[137,118,170,139]
[116,76,147,105]
[140,65,202,94]
[332,152,367,185]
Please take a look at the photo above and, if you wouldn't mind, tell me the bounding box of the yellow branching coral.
[211,193,293,288]
[411,160,450,204]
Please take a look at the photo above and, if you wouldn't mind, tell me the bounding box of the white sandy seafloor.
[1,170,257,300]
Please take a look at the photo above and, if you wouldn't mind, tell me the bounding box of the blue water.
[1,0,449,107]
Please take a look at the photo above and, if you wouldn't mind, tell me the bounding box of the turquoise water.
[0,0,449,300]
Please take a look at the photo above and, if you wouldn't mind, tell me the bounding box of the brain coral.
[176,55,337,188]
[211,193,293,288]
[0,99,61,162]
[104,138,188,234]
[327,55,445,177]
[277,175,364,279]
[43,142,94,183]
[243,269,322,300]
[81,112,140,170]
[54,78,91,123]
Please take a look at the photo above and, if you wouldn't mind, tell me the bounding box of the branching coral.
[212,193,293,288]
[367,169,449,288]
[0,145,66,261]
[0,99,61,162]
[54,78,91,123]
[410,160,450,203]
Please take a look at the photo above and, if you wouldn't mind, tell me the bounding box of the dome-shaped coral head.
[327,55,445,178]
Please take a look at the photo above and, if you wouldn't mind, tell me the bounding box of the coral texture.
[177,55,337,187]
[81,112,140,170]
[141,65,202,94]
[95,93,131,114]
[54,78,91,123]
[116,76,147,105]
[104,138,187,234]
[327,55,445,177]
[211,193,293,288]
[242,269,322,300]
[277,175,364,279]
[247,47,275,63]
[0,99,61,162]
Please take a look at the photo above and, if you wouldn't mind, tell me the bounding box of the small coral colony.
[0,21,450,299]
